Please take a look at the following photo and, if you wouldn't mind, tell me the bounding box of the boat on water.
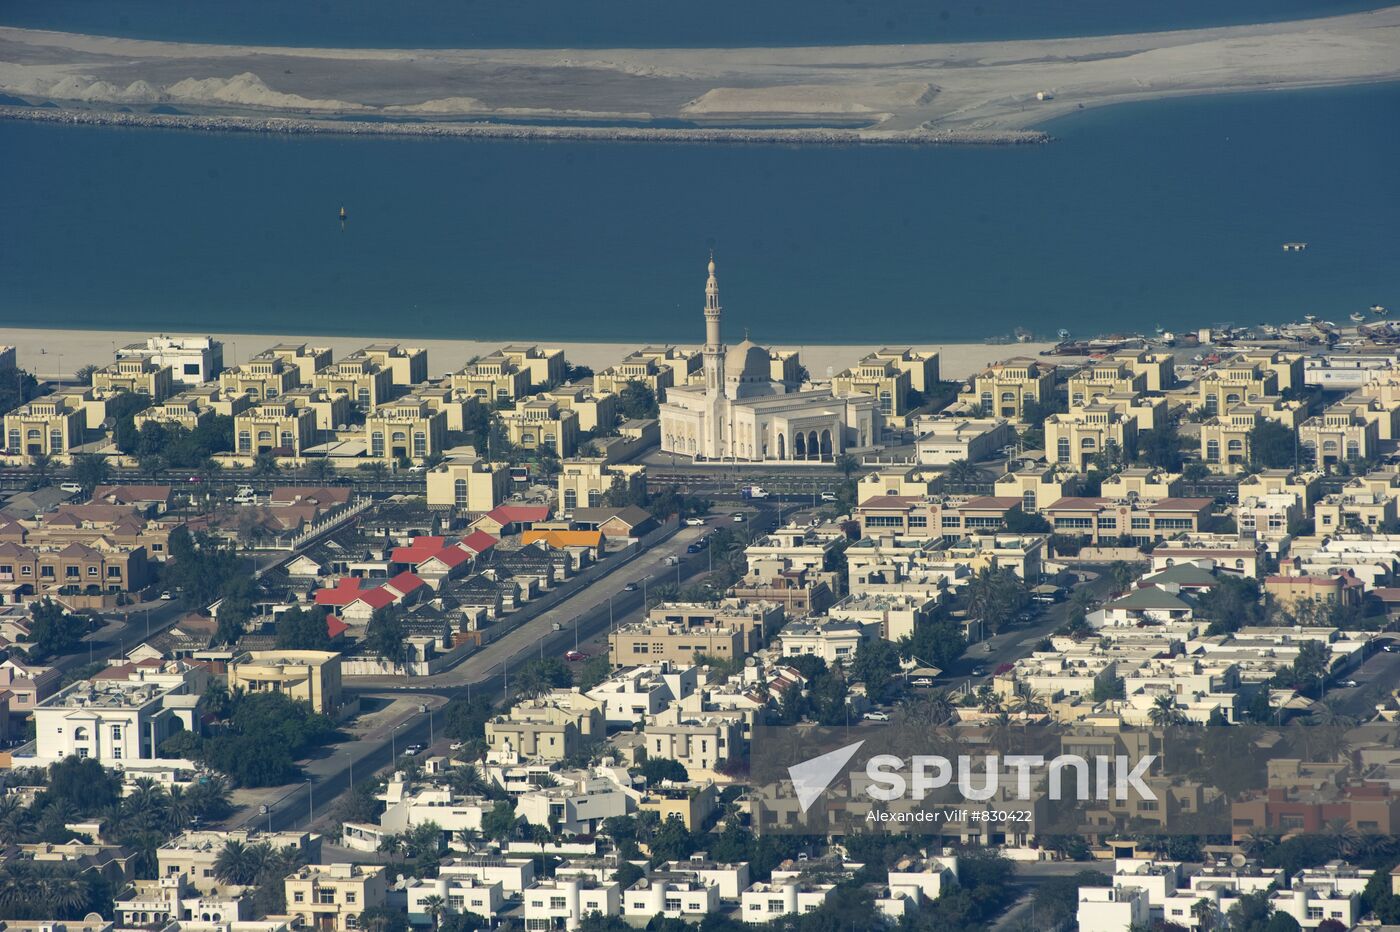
[1281,242,1308,252]
[1350,312,1366,323]
[1371,304,1388,316]
[1304,314,1317,322]
[339,206,347,220]
[1057,328,1070,340]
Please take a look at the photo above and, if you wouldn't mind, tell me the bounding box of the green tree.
[364,607,407,663]
[275,604,335,651]
[21,600,90,661]
[639,758,688,785]
[69,453,110,495]
[481,801,518,842]
[618,380,658,420]
[1248,420,1297,469]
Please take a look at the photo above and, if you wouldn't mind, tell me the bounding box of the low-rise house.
[284,863,387,932]
[523,877,620,931]
[404,875,504,926]
[158,830,321,894]
[584,663,698,727]
[741,881,835,923]
[485,690,605,761]
[517,774,632,835]
[623,876,720,919]
[226,650,342,714]
[658,856,750,900]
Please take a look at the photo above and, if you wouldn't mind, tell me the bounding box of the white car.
[1342,679,1360,688]
[60,482,83,493]
[910,677,934,688]
[863,711,891,722]
[820,492,838,502]
[684,517,707,526]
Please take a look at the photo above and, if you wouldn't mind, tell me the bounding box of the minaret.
[701,253,726,459]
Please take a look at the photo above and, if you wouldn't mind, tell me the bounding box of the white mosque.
[658,256,879,463]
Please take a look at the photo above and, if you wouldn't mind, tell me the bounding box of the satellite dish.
[1230,853,1247,867]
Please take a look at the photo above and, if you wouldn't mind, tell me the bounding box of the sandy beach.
[1,6,1398,140]
[1,327,1063,385]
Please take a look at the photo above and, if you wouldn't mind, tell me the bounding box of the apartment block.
[4,393,86,456]
[1043,496,1214,543]
[312,356,394,410]
[523,878,619,931]
[158,830,321,894]
[365,395,449,464]
[557,458,646,513]
[254,343,334,384]
[116,336,224,386]
[1100,467,1182,502]
[452,353,532,404]
[33,678,200,764]
[914,417,1012,465]
[484,691,605,761]
[958,357,1056,421]
[1299,406,1379,465]
[1045,405,1138,471]
[594,347,698,402]
[832,354,911,421]
[279,387,352,435]
[345,344,428,391]
[234,401,317,456]
[543,385,619,433]
[91,358,174,403]
[502,397,579,458]
[426,455,512,515]
[609,621,748,667]
[219,356,300,402]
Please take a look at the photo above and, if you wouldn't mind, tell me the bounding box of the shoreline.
[3,7,1397,141]
[0,105,1049,146]
[0,326,1066,385]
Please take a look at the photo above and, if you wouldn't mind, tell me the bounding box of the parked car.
[820,491,838,502]
[731,513,747,523]
[1385,645,1398,653]
[565,650,589,662]
[1342,679,1360,688]
[622,582,639,592]
[863,711,891,722]
[60,482,83,493]
[663,555,680,565]
[910,677,934,688]
[449,742,465,751]
[686,542,704,554]
[971,667,987,676]
[684,517,707,526]
[404,744,426,755]
[159,590,174,600]
[740,486,770,499]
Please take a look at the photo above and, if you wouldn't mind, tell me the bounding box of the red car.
[565,650,589,662]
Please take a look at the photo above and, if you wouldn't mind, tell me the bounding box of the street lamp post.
[306,779,314,825]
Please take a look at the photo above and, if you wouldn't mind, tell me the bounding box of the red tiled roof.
[326,615,350,639]
[353,588,397,610]
[484,504,551,525]
[314,577,369,606]
[391,536,447,564]
[384,572,426,598]
[424,546,471,569]
[460,530,499,554]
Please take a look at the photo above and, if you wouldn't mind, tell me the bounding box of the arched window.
[455,478,470,507]
[413,432,427,457]
[237,430,251,452]
[587,490,601,507]
[1206,440,1220,462]
[1022,490,1036,513]
[1080,437,1096,448]
[1227,440,1243,452]
[257,430,272,443]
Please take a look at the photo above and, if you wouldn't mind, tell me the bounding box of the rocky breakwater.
[0,105,1051,146]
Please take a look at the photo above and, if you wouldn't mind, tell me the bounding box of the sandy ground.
[1,326,1058,384]
[1,6,1398,137]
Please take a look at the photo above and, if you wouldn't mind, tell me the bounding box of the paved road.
[1318,642,1400,719]
[246,504,782,832]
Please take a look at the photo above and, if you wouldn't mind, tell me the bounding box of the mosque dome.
[726,339,770,383]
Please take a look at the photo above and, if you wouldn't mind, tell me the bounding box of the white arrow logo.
[788,740,865,812]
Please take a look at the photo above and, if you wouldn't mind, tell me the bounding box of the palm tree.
[307,455,334,485]
[38,867,91,918]
[165,784,194,832]
[834,453,860,478]
[976,684,1002,714]
[420,894,448,929]
[1148,693,1187,727]
[450,764,490,797]
[1009,682,1047,716]
[251,451,280,477]
[29,452,54,490]
[1192,897,1220,932]
[1109,560,1136,595]
[214,839,260,886]
[946,459,981,487]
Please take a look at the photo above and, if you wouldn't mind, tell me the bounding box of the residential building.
[254,343,333,384]
[585,663,699,726]
[113,874,247,927]
[658,858,751,900]
[1299,405,1378,466]
[741,881,835,923]
[645,716,742,772]
[115,336,224,386]
[0,659,62,719]
[523,877,620,931]
[345,344,428,391]
[485,691,605,761]
[227,650,343,714]
[157,830,321,894]
[365,395,448,464]
[543,385,618,434]
[32,678,200,764]
[1237,469,1322,509]
[234,400,317,456]
[832,354,910,421]
[1237,349,1306,394]
[4,393,86,456]
[1067,359,1147,406]
[858,466,943,504]
[1314,490,1397,534]
[0,540,152,595]
[1197,360,1280,416]
[501,397,580,458]
[517,775,631,835]
[219,356,300,402]
[1263,573,1363,610]
[623,877,720,920]
[279,387,352,435]
[312,356,394,411]
[595,347,699,402]
[497,345,566,391]
[426,455,512,515]
[1044,405,1138,471]
[854,495,1021,539]
[1103,348,1177,393]
[1042,497,1214,544]
[638,782,717,831]
[774,619,874,666]
[1237,493,1302,542]
[133,389,250,433]
[957,357,1056,421]
[91,358,174,402]
[1099,467,1183,503]
[1077,885,1150,932]
[993,464,1080,513]
[452,352,532,404]
[914,418,1013,465]
[608,620,747,668]
[284,863,387,932]
[404,876,504,927]
[1200,406,1267,474]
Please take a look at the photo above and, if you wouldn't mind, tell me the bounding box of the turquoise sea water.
[0,0,1387,48]
[1,83,1397,344]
